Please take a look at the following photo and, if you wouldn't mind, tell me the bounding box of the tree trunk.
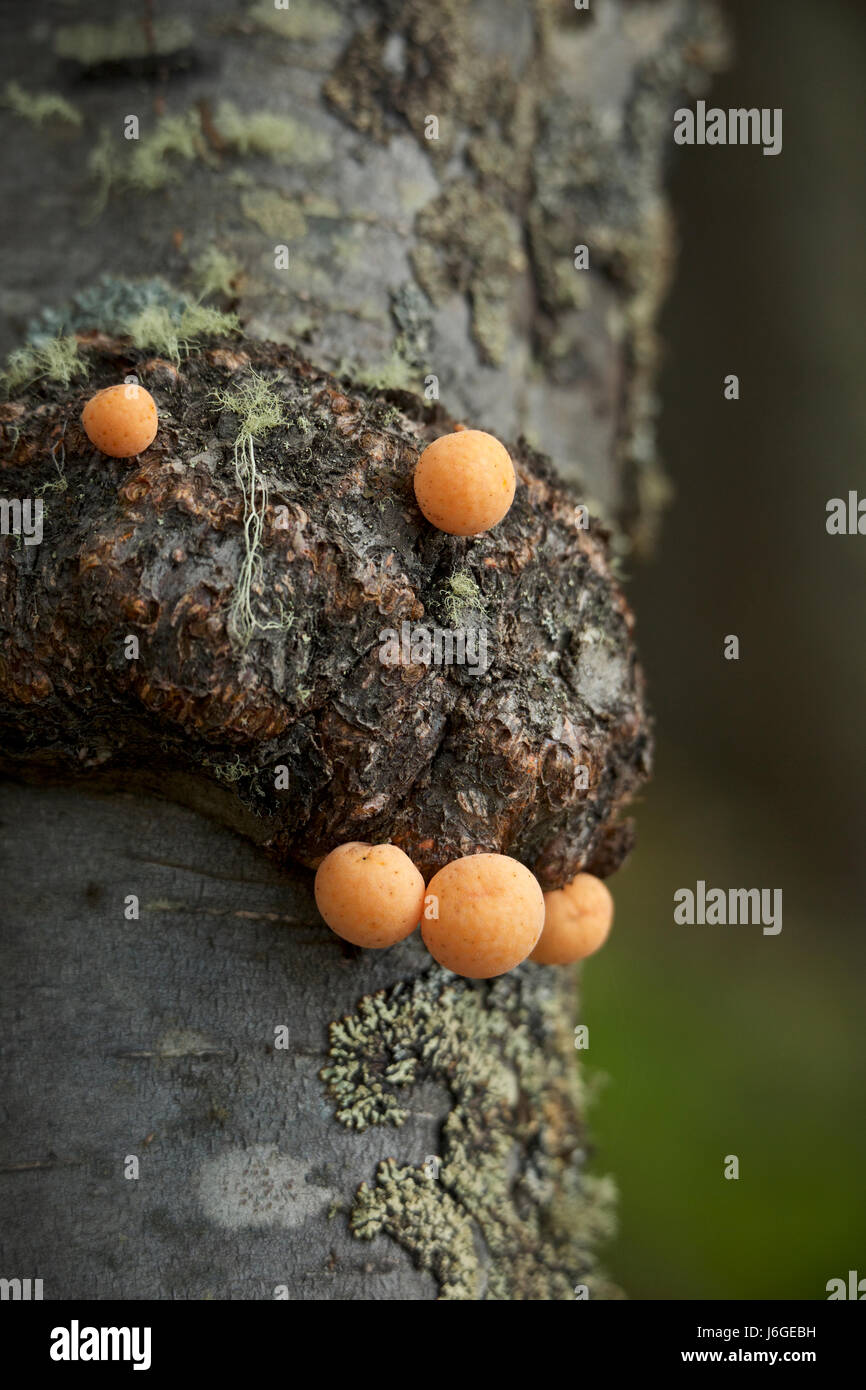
[0,0,724,1299]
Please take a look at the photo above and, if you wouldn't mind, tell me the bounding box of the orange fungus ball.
[413,429,516,536]
[314,842,425,949]
[81,383,158,458]
[421,853,544,979]
[531,872,614,965]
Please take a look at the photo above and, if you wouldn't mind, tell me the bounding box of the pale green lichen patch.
[123,303,240,363]
[190,246,243,300]
[1,335,88,394]
[88,114,204,212]
[353,350,417,394]
[322,966,620,1300]
[240,188,308,241]
[3,81,81,126]
[353,1158,482,1298]
[441,569,487,627]
[247,0,344,43]
[88,104,331,213]
[214,102,332,165]
[213,369,286,443]
[54,17,194,64]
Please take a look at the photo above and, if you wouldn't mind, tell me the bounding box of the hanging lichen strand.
[0,331,651,893]
[210,370,293,649]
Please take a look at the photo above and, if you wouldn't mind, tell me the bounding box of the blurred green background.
[586,0,866,1299]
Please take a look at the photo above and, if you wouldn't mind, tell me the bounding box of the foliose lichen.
[26,276,190,343]
[322,965,620,1300]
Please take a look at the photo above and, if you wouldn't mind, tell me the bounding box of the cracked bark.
[0,0,723,1299]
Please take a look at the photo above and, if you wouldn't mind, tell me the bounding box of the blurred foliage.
[586,0,866,1299]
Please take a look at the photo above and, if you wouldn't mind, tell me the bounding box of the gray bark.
[0,0,723,1299]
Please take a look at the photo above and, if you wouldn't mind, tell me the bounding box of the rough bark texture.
[0,333,650,888]
[2,780,624,1301]
[0,0,724,1300]
[0,0,726,538]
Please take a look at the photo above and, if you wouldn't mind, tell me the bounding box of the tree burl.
[0,332,651,890]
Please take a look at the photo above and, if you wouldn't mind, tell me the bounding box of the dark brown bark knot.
[0,333,652,888]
